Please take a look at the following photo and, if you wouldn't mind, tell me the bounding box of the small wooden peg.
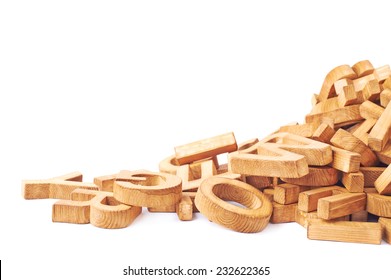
[176,195,193,221]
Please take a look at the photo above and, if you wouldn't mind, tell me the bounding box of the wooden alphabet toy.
[23,60,391,244]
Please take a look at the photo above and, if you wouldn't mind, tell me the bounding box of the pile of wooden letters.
[23,60,391,245]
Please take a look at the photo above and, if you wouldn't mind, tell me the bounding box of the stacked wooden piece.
[22,60,391,244]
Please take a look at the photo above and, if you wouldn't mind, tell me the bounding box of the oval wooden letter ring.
[113,170,182,208]
[195,177,272,233]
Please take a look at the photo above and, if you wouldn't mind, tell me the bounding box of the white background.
[1,1,390,279]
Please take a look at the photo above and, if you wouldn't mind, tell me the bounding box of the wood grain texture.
[159,154,180,175]
[53,189,141,229]
[353,65,391,91]
[296,210,349,228]
[360,167,386,187]
[374,164,391,195]
[341,172,364,193]
[305,105,363,128]
[176,160,215,192]
[307,220,382,244]
[359,100,384,120]
[329,146,361,173]
[113,170,182,208]
[311,97,339,114]
[368,101,391,152]
[176,195,193,221]
[352,60,374,78]
[380,88,391,108]
[260,132,333,166]
[330,129,378,167]
[311,123,335,144]
[244,176,272,189]
[187,156,219,179]
[175,132,237,165]
[281,166,339,187]
[362,79,381,102]
[295,210,320,228]
[263,188,274,202]
[382,76,391,89]
[378,217,391,244]
[270,203,297,223]
[317,193,366,220]
[195,177,272,233]
[352,118,376,145]
[93,174,116,192]
[311,93,320,106]
[334,78,353,96]
[183,192,199,212]
[273,184,311,205]
[177,159,241,192]
[23,171,86,199]
[366,192,391,217]
[147,204,176,213]
[337,84,359,107]
[350,210,368,222]
[298,186,347,212]
[279,123,315,137]
[50,171,83,182]
[23,180,98,200]
[228,143,309,178]
[318,64,357,101]
[376,141,391,164]
[238,138,259,151]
